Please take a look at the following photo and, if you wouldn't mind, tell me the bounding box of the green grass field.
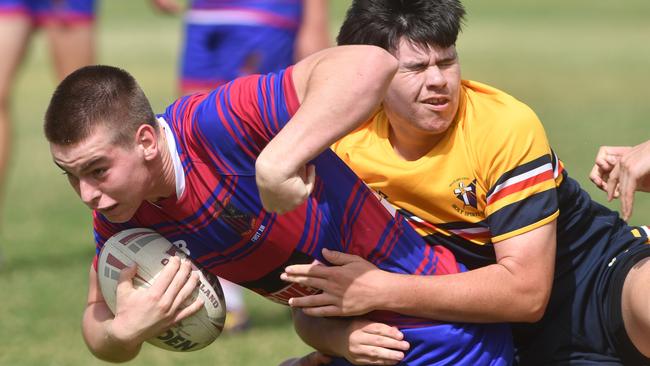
[0,1,648,365]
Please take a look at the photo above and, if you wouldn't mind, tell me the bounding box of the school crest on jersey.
[450,178,479,216]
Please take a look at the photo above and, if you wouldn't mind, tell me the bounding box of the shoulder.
[462,80,539,125]
[331,111,380,158]
[461,80,546,147]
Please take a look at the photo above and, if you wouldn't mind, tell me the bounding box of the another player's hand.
[282,249,389,316]
[108,256,204,345]
[604,140,650,220]
[150,0,182,14]
[277,351,332,366]
[589,145,631,193]
[255,160,316,215]
[340,318,409,365]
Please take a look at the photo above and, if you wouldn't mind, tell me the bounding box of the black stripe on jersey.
[422,234,496,270]
[486,155,552,198]
[488,189,558,238]
[398,207,490,231]
[550,149,558,171]
[239,250,314,293]
[436,220,490,231]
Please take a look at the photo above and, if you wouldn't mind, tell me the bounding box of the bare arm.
[82,266,142,362]
[284,221,557,323]
[294,0,331,61]
[82,256,203,362]
[256,45,398,213]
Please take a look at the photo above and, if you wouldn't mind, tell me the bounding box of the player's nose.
[79,179,101,207]
[425,66,446,88]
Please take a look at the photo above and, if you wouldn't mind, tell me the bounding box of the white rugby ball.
[97,228,226,352]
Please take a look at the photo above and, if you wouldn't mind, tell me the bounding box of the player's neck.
[388,127,445,161]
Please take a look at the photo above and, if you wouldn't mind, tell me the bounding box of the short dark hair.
[337,0,466,53]
[44,65,157,146]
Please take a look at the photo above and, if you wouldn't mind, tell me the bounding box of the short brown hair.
[44,65,157,146]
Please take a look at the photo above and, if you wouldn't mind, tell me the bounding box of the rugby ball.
[96,228,226,352]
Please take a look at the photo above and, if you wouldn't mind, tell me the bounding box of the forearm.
[382,263,550,323]
[82,303,142,363]
[292,309,346,357]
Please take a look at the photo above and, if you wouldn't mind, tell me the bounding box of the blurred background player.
[151,0,330,94]
[0,0,95,263]
[150,0,331,331]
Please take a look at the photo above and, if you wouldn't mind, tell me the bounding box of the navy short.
[513,224,650,365]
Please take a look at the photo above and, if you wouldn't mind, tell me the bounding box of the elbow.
[344,45,397,82]
[365,46,398,78]
[514,282,552,323]
[83,335,138,364]
[87,349,135,364]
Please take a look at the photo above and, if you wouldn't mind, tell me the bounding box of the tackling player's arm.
[283,221,556,323]
[256,45,398,214]
[82,256,203,362]
[291,308,409,365]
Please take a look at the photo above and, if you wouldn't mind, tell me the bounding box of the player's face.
[383,38,461,143]
[50,125,151,223]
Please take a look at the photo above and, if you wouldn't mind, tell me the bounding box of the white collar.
[157,117,186,200]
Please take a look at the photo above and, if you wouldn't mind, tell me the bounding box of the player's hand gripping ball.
[97,228,226,352]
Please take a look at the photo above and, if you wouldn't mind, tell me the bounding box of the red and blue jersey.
[0,0,95,25]
[92,67,512,365]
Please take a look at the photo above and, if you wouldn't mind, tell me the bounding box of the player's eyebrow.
[402,59,430,69]
[79,157,108,172]
[53,161,70,173]
[54,156,107,174]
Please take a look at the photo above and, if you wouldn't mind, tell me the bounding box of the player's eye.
[62,171,79,184]
[92,168,107,178]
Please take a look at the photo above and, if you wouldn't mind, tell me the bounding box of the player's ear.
[135,124,159,161]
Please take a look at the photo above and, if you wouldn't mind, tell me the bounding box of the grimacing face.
[50,125,152,223]
[383,38,462,144]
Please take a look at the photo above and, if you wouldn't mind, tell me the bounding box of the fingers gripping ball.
[97,228,226,351]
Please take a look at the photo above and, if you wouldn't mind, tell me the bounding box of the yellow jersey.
[333,80,563,268]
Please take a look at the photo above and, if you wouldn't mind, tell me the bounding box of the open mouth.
[97,204,118,214]
[423,97,448,106]
[422,97,449,110]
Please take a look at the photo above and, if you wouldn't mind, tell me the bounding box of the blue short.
[0,0,95,25]
[180,23,296,93]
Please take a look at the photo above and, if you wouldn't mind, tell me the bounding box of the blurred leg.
[221,278,250,333]
[44,21,94,81]
[0,16,32,227]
